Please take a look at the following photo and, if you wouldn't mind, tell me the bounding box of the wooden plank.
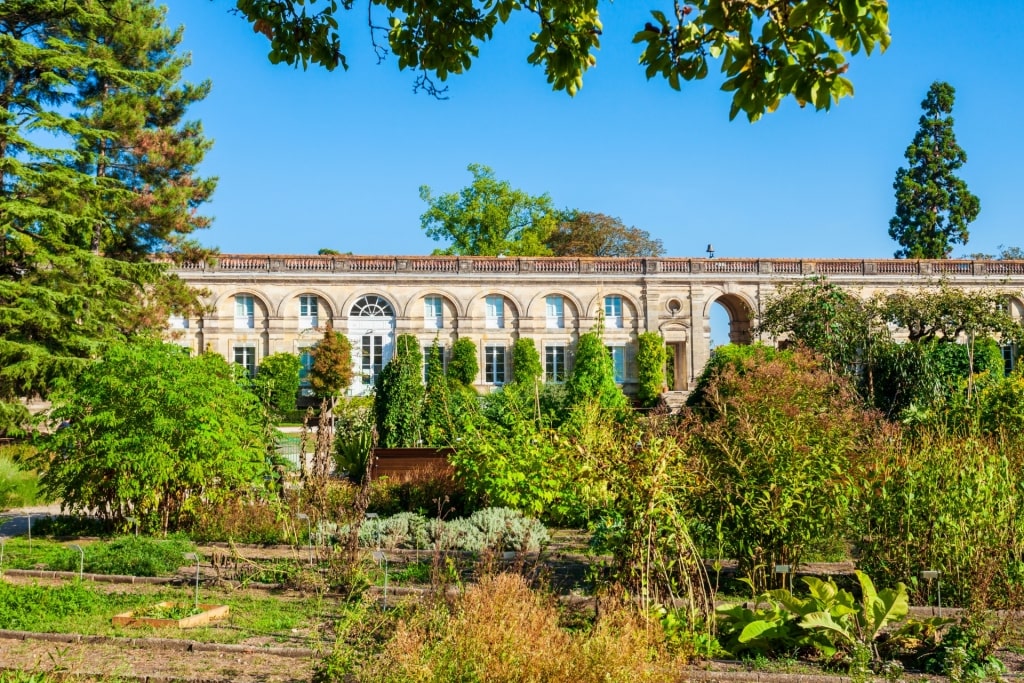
[371,448,454,481]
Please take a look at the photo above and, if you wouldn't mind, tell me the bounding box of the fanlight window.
[351,295,394,317]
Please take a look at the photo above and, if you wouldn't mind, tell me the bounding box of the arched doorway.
[708,293,754,346]
[348,295,395,395]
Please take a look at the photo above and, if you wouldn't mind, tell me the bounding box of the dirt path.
[0,637,315,682]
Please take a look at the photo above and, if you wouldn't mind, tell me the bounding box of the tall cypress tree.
[889,81,980,259]
[0,1,213,432]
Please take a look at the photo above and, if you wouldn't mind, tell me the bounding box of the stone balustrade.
[173,255,1024,277]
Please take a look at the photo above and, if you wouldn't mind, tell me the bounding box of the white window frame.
[607,345,626,384]
[485,295,505,329]
[233,345,256,377]
[604,296,623,329]
[234,295,254,329]
[545,295,564,329]
[485,344,507,385]
[424,296,443,330]
[361,334,386,386]
[545,345,566,383]
[299,295,319,329]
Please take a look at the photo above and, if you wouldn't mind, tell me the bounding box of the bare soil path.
[0,637,315,682]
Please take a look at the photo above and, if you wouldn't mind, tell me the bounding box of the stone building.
[170,255,1024,396]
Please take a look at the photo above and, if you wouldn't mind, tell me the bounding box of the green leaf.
[799,611,854,645]
[738,619,781,643]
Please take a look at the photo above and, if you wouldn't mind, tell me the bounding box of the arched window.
[351,295,394,317]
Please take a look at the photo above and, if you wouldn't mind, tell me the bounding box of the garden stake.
[184,552,200,610]
[921,570,941,617]
[0,537,6,577]
[69,544,84,581]
[295,513,312,566]
[373,550,387,610]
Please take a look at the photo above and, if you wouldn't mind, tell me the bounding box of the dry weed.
[359,572,684,683]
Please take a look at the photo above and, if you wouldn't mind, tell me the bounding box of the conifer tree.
[74,0,215,259]
[0,1,213,432]
[889,82,980,259]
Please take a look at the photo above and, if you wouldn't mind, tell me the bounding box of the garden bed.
[111,602,229,628]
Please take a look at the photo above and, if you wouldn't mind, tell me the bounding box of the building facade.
[170,255,1024,395]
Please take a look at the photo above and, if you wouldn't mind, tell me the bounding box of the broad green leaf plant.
[718,572,918,661]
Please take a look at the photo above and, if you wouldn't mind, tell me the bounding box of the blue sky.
[164,1,1024,259]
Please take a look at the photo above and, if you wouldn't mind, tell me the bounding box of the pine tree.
[889,81,980,259]
[0,1,213,432]
[74,0,215,259]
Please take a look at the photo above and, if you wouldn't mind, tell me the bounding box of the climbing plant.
[374,334,424,448]
[636,332,667,408]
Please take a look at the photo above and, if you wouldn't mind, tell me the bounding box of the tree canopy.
[233,0,890,122]
[420,165,668,258]
[420,163,560,256]
[889,81,980,259]
[0,0,214,432]
[548,212,664,257]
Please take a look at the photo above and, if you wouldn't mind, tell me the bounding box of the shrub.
[34,341,274,532]
[511,338,542,385]
[447,337,479,387]
[353,572,682,683]
[565,331,627,411]
[252,352,302,416]
[367,467,468,518]
[354,508,548,553]
[374,334,424,448]
[187,496,290,545]
[0,447,39,511]
[688,346,880,590]
[332,399,375,483]
[853,431,1024,608]
[59,536,196,577]
[636,331,666,407]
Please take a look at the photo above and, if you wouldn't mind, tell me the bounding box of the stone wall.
[171,255,1024,394]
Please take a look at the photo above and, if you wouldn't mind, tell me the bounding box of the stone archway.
[709,293,755,345]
